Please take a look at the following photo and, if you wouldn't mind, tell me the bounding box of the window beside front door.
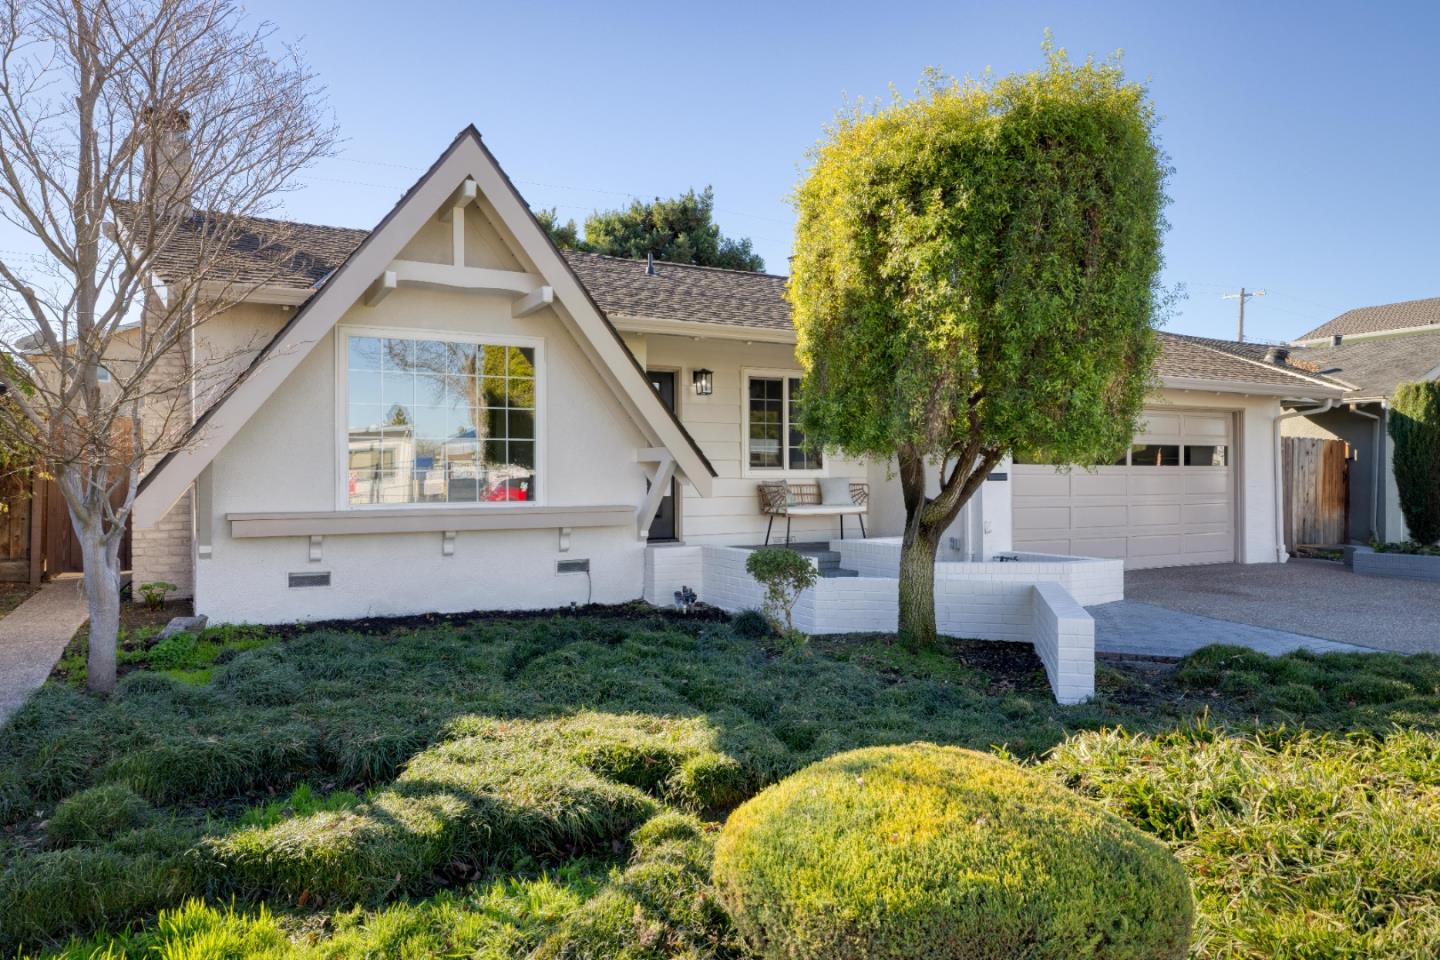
[746,374,822,472]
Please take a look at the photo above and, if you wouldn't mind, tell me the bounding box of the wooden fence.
[0,470,131,583]
[1282,436,1350,550]
[0,469,38,583]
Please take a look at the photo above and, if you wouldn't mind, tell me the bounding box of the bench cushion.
[819,477,854,506]
[784,504,866,516]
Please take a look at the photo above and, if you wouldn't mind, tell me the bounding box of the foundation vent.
[288,571,332,588]
[556,559,590,574]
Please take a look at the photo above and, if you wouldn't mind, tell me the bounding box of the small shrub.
[712,743,1192,960]
[1389,380,1440,545]
[48,785,152,846]
[137,581,177,612]
[744,549,817,634]
[730,609,772,639]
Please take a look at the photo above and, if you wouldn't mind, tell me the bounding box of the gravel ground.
[1125,559,1440,654]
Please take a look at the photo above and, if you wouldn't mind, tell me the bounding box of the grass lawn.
[0,580,37,618]
[2,606,1437,958]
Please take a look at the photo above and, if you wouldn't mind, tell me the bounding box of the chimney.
[144,107,193,217]
[645,252,656,276]
[1265,345,1290,366]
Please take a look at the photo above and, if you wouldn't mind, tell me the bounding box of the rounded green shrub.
[48,784,152,846]
[712,743,1192,960]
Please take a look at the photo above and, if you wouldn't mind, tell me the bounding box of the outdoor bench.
[757,479,869,545]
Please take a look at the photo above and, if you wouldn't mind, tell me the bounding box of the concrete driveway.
[1114,559,1440,655]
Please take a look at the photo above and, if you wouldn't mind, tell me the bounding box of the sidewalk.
[0,577,89,724]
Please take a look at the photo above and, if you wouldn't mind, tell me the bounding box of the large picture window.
[345,333,537,506]
[747,375,821,471]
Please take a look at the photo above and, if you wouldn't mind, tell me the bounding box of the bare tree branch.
[0,0,335,693]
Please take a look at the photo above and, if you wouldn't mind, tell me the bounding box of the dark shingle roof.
[1291,328,1440,399]
[1154,333,1347,390]
[1297,296,1440,342]
[561,251,792,331]
[127,208,1344,394]
[113,201,369,289]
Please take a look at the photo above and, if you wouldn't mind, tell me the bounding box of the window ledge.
[227,504,633,539]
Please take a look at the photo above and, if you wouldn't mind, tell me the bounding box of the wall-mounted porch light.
[692,368,713,396]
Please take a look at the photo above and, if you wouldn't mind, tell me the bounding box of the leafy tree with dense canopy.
[553,186,765,271]
[790,49,1167,647]
[1388,380,1440,545]
[535,208,585,251]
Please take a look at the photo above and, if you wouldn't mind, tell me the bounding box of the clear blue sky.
[248,0,1440,344]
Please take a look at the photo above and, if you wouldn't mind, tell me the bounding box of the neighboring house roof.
[1295,295,1440,343]
[1152,332,1349,395]
[133,126,717,528]
[1290,327,1440,400]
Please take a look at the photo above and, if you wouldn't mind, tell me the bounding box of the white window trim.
[740,366,828,479]
[334,324,547,511]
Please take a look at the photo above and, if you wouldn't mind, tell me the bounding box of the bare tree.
[0,0,335,692]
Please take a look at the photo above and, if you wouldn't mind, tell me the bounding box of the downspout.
[1346,401,1383,542]
[1273,398,1338,562]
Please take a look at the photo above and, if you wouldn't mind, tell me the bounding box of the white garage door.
[1012,410,1235,569]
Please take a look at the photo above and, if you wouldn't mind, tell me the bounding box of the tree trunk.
[895,446,1004,649]
[75,505,123,695]
[898,517,943,648]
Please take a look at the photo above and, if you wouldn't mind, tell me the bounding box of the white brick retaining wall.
[649,537,1107,704]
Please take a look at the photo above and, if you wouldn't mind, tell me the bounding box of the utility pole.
[1222,287,1265,342]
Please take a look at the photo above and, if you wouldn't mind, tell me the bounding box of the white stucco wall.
[195,285,655,624]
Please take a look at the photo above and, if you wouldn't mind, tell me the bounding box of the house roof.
[1289,327,1440,399]
[1153,333,1348,391]
[1296,295,1440,343]
[563,251,792,331]
[113,201,369,290]
[130,189,1345,401]
[132,126,718,527]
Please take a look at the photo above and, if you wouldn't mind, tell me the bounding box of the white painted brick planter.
[648,537,1109,705]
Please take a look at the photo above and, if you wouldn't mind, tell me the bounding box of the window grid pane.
[348,334,537,505]
[786,377,822,470]
[1130,443,1180,467]
[748,377,783,468]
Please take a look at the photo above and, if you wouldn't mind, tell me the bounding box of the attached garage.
[1013,409,1235,569]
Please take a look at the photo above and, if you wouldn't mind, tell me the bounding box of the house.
[124,127,1349,624]
[1282,297,1440,544]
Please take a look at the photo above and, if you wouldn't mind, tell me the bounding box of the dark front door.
[647,371,677,541]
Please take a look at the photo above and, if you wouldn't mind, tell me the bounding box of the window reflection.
[346,335,537,505]
[1130,443,1180,467]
